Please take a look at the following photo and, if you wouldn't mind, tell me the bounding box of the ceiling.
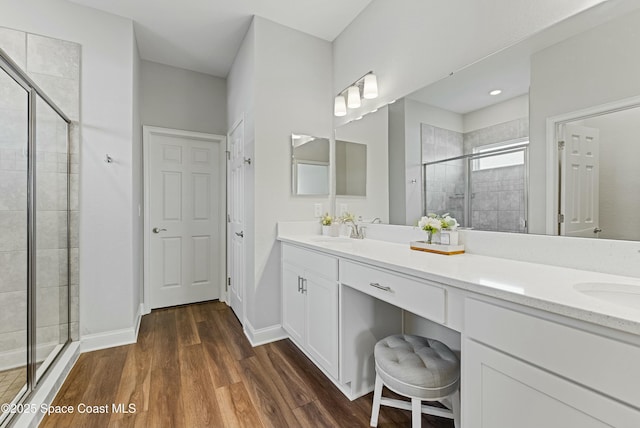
[67,0,372,77]
[406,0,632,115]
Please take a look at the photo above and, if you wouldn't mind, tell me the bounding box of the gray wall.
[141,60,227,135]
[582,107,640,241]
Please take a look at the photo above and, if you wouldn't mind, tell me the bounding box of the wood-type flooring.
[40,301,453,428]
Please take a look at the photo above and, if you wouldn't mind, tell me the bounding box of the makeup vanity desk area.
[277,232,640,428]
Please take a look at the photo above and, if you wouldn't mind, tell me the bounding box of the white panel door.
[561,124,600,238]
[147,129,222,309]
[227,119,245,322]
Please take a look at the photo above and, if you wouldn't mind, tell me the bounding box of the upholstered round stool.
[370,334,460,428]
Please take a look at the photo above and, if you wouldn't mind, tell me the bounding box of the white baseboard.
[134,303,144,338]
[80,304,145,353]
[243,320,287,347]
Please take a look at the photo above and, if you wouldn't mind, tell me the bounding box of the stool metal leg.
[370,374,384,427]
[411,398,422,428]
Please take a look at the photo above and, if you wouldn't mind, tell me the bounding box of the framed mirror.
[291,134,330,196]
[340,0,640,241]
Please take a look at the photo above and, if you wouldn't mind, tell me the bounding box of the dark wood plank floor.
[41,301,453,428]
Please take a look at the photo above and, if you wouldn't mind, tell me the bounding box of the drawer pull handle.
[370,282,392,292]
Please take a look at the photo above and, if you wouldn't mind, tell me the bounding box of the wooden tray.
[410,241,465,255]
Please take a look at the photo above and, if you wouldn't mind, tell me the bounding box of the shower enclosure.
[423,142,529,233]
[0,48,70,425]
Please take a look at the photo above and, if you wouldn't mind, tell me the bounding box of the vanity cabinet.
[463,299,640,428]
[282,244,339,379]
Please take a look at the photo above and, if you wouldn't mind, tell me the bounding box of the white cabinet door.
[305,271,339,379]
[463,338,640,428]
[282,263,305,345]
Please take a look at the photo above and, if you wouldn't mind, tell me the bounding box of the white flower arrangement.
[320,213,333,226]
[418,216,442,233]
[339,212,356,224]
[418,213,459,244]
[440,214,458,230]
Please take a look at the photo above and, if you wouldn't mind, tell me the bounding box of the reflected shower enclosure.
[0,48,71,424]
[424,142,529,233]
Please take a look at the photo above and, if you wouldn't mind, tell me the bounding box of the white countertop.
[278,234,640,336]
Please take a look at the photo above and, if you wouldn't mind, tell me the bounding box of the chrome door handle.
[297,276,302,292]
[593,227,602,233]
[152,227,167,233]
[369,282,393,293]
[235,231,244,237]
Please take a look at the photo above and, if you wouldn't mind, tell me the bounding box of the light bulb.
[334,95,346,116]
[347,86,361,109]
[363,73,378,99]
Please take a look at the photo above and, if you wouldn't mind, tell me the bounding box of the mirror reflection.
[336,140,366,197]
[291,134,330,196]
[337,0,640,241]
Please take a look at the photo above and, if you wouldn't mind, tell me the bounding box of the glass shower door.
[35,95,69,383]
[0,64,29,422]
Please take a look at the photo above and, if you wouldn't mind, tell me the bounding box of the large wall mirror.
[291,134,330,196]
[337,0,640,241]
[335,140,367,197]
[334,107,389,222]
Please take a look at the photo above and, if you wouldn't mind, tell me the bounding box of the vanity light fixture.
[363,73,378,99]
[347,86,361,108]
[334,95,347,116]
[489,89,502,96]
[334,71,378,116]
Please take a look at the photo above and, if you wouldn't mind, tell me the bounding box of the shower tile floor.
[0,367,26,407]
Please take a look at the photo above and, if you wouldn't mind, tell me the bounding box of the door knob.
[235,231,244,238]
[152,227,167,234]
[593,227,602,233]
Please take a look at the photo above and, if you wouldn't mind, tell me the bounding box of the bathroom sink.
[574,282,640,310]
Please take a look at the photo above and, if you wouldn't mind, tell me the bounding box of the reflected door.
[560,124,600,238]
[147,129,221,309]
[227,120,244,322]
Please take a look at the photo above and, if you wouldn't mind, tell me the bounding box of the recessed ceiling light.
[489,89,502,96]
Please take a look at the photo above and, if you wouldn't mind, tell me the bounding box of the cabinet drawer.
[282,244,338,280]
[466,298,640,408]
[340,260,445,324]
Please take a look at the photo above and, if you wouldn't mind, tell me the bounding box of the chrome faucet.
[349,223,365,239]
[343,218,365,239]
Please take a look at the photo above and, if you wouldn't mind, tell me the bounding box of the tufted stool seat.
[370,334,460,428]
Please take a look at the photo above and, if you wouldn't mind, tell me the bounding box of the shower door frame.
[0,47,72,419]
[422,142,530,232]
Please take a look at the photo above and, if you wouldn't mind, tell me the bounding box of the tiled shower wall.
[421,124,465,224]
[464,118,528,233]
[421,118,528,232]
[0,27,80,370]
